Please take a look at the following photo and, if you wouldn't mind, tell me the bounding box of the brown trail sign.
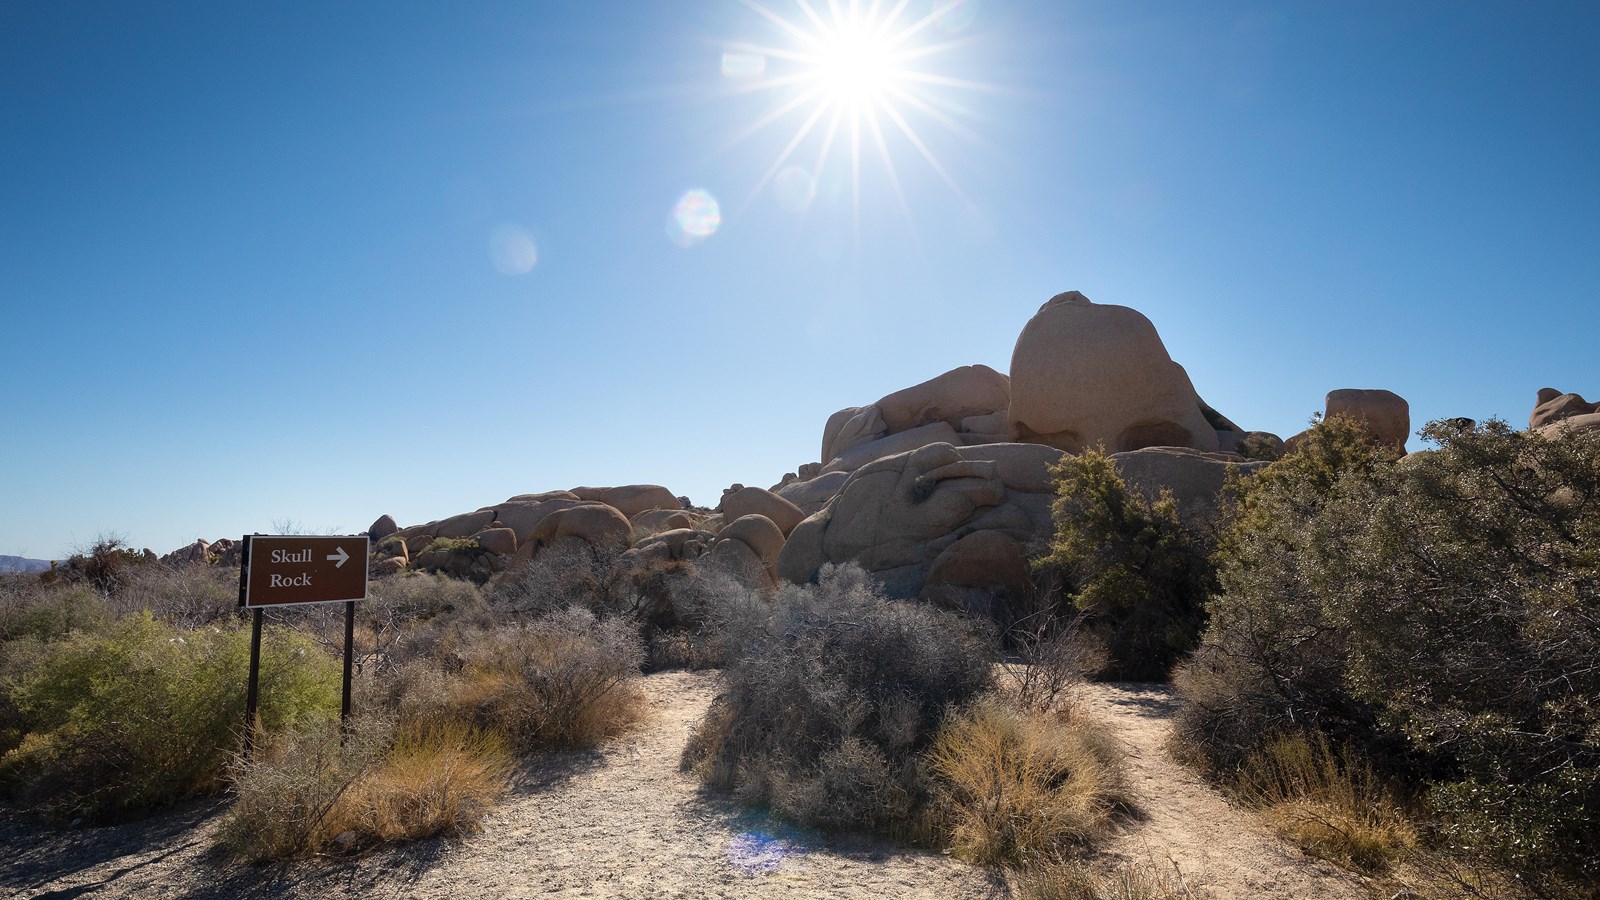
[241,535,369,607]
[237,534,370,756]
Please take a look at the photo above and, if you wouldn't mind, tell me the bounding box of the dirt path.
[1,674,1380,900]
[1075,682,1370,899]
[1,671,1006,900]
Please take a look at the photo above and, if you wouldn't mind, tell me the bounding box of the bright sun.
[720,0,991,229]
[813,20,902,106]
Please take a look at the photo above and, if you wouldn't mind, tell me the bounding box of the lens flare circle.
[774,166,816,212]
[667,188,722,248]
[489,224,538,275]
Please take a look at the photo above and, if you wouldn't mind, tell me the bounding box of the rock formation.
[777,442,1063,600]
[1008,291,1221,454]
[1325,389,1410,452]
[1531,387,1599,437]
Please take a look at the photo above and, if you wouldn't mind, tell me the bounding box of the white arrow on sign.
[328,546,350,568]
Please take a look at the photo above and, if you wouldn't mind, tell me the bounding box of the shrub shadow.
[0,800,222,896]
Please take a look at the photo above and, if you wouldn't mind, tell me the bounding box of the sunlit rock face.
[1326,389,1410,452]
[777,441,1063,601]
[1531,387,1598,430]
[1007,291,1220,454]
[1530,387,1600,440]
[819,364,1012,469]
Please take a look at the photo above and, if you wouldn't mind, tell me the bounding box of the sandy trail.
[0,673,1377,900]
[0,671,1005,900]
[1075,682,1369,899]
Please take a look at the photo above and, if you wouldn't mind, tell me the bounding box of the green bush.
[681,563,994,837]
[427,536,479,554]
[0,612,340,822]
[1175,417,1600,893]
[1173,415,1398,774]
[1039,448,1215,680]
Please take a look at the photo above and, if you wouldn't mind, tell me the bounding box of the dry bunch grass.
[929,695,1127,866]
[331,723,512,848]
[1235,732,1416,872]
[219,719,512,862]
[1019,857,1212,900]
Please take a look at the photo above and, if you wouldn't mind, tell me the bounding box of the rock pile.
[156,290,1442,620]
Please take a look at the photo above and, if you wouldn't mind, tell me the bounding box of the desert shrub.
[361,572,491,672]
[1040,449,1215,680]
[0,581,109,644]
[109,563,238,626]
[487,543,640,621]
[681,563,994,837]
[1001,607,1108,714]
[378,608,644,751]
[218,716,511,862]
[41,536,152,594]
[929,695,1126,866]
[1235,432,1283,463]
[643,563,763,670]
[1172,415,1398,776]
[0,613,340,821]
[1175,417,1600,892]
[1235,732,1415,872]
[217,715,391,862]
[426,536,479,553]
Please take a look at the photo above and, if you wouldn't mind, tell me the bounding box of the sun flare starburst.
[719,0,994,235]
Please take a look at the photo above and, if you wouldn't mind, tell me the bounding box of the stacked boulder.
[767,290,1408,604]
[1531,387,1599,437]
[1007,291,1229,454]
[387,484,684,582]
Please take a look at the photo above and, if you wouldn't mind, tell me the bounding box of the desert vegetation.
[0,540,657,861]
[5,413,1597,898]
[1037,448,1215,680]
[681,562,1129,884]
[1171,416,1600,896]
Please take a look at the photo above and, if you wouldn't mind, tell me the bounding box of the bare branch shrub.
[681,563,995,837]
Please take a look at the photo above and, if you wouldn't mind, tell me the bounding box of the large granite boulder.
[923,530,1032,616]
[707,513,786,589]
[631,507,700,535]
[778,442,1064,598]
[822,405,889,464]
[161,539,212,566]
[1326,389,1410,452]
[434,510,497,539]
[719,486,806,536]
[514,502,631,561]
[822,422,962,475]
[820,366,1012,471]
[570,485,680,518]
[876,364,1010,434]
[474,527,518,556]
[1008,291,1220,454]
[1536,412,1600,439]
[491,498,588,544]
[775,470,851,516]
[1530,388,1597,430]
[368,514,399,543]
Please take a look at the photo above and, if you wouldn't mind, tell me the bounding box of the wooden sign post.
[238,534,369,756]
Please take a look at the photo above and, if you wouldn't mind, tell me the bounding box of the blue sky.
[2,1,1597,560]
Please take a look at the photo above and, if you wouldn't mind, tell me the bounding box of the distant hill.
[0,555,52,573]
